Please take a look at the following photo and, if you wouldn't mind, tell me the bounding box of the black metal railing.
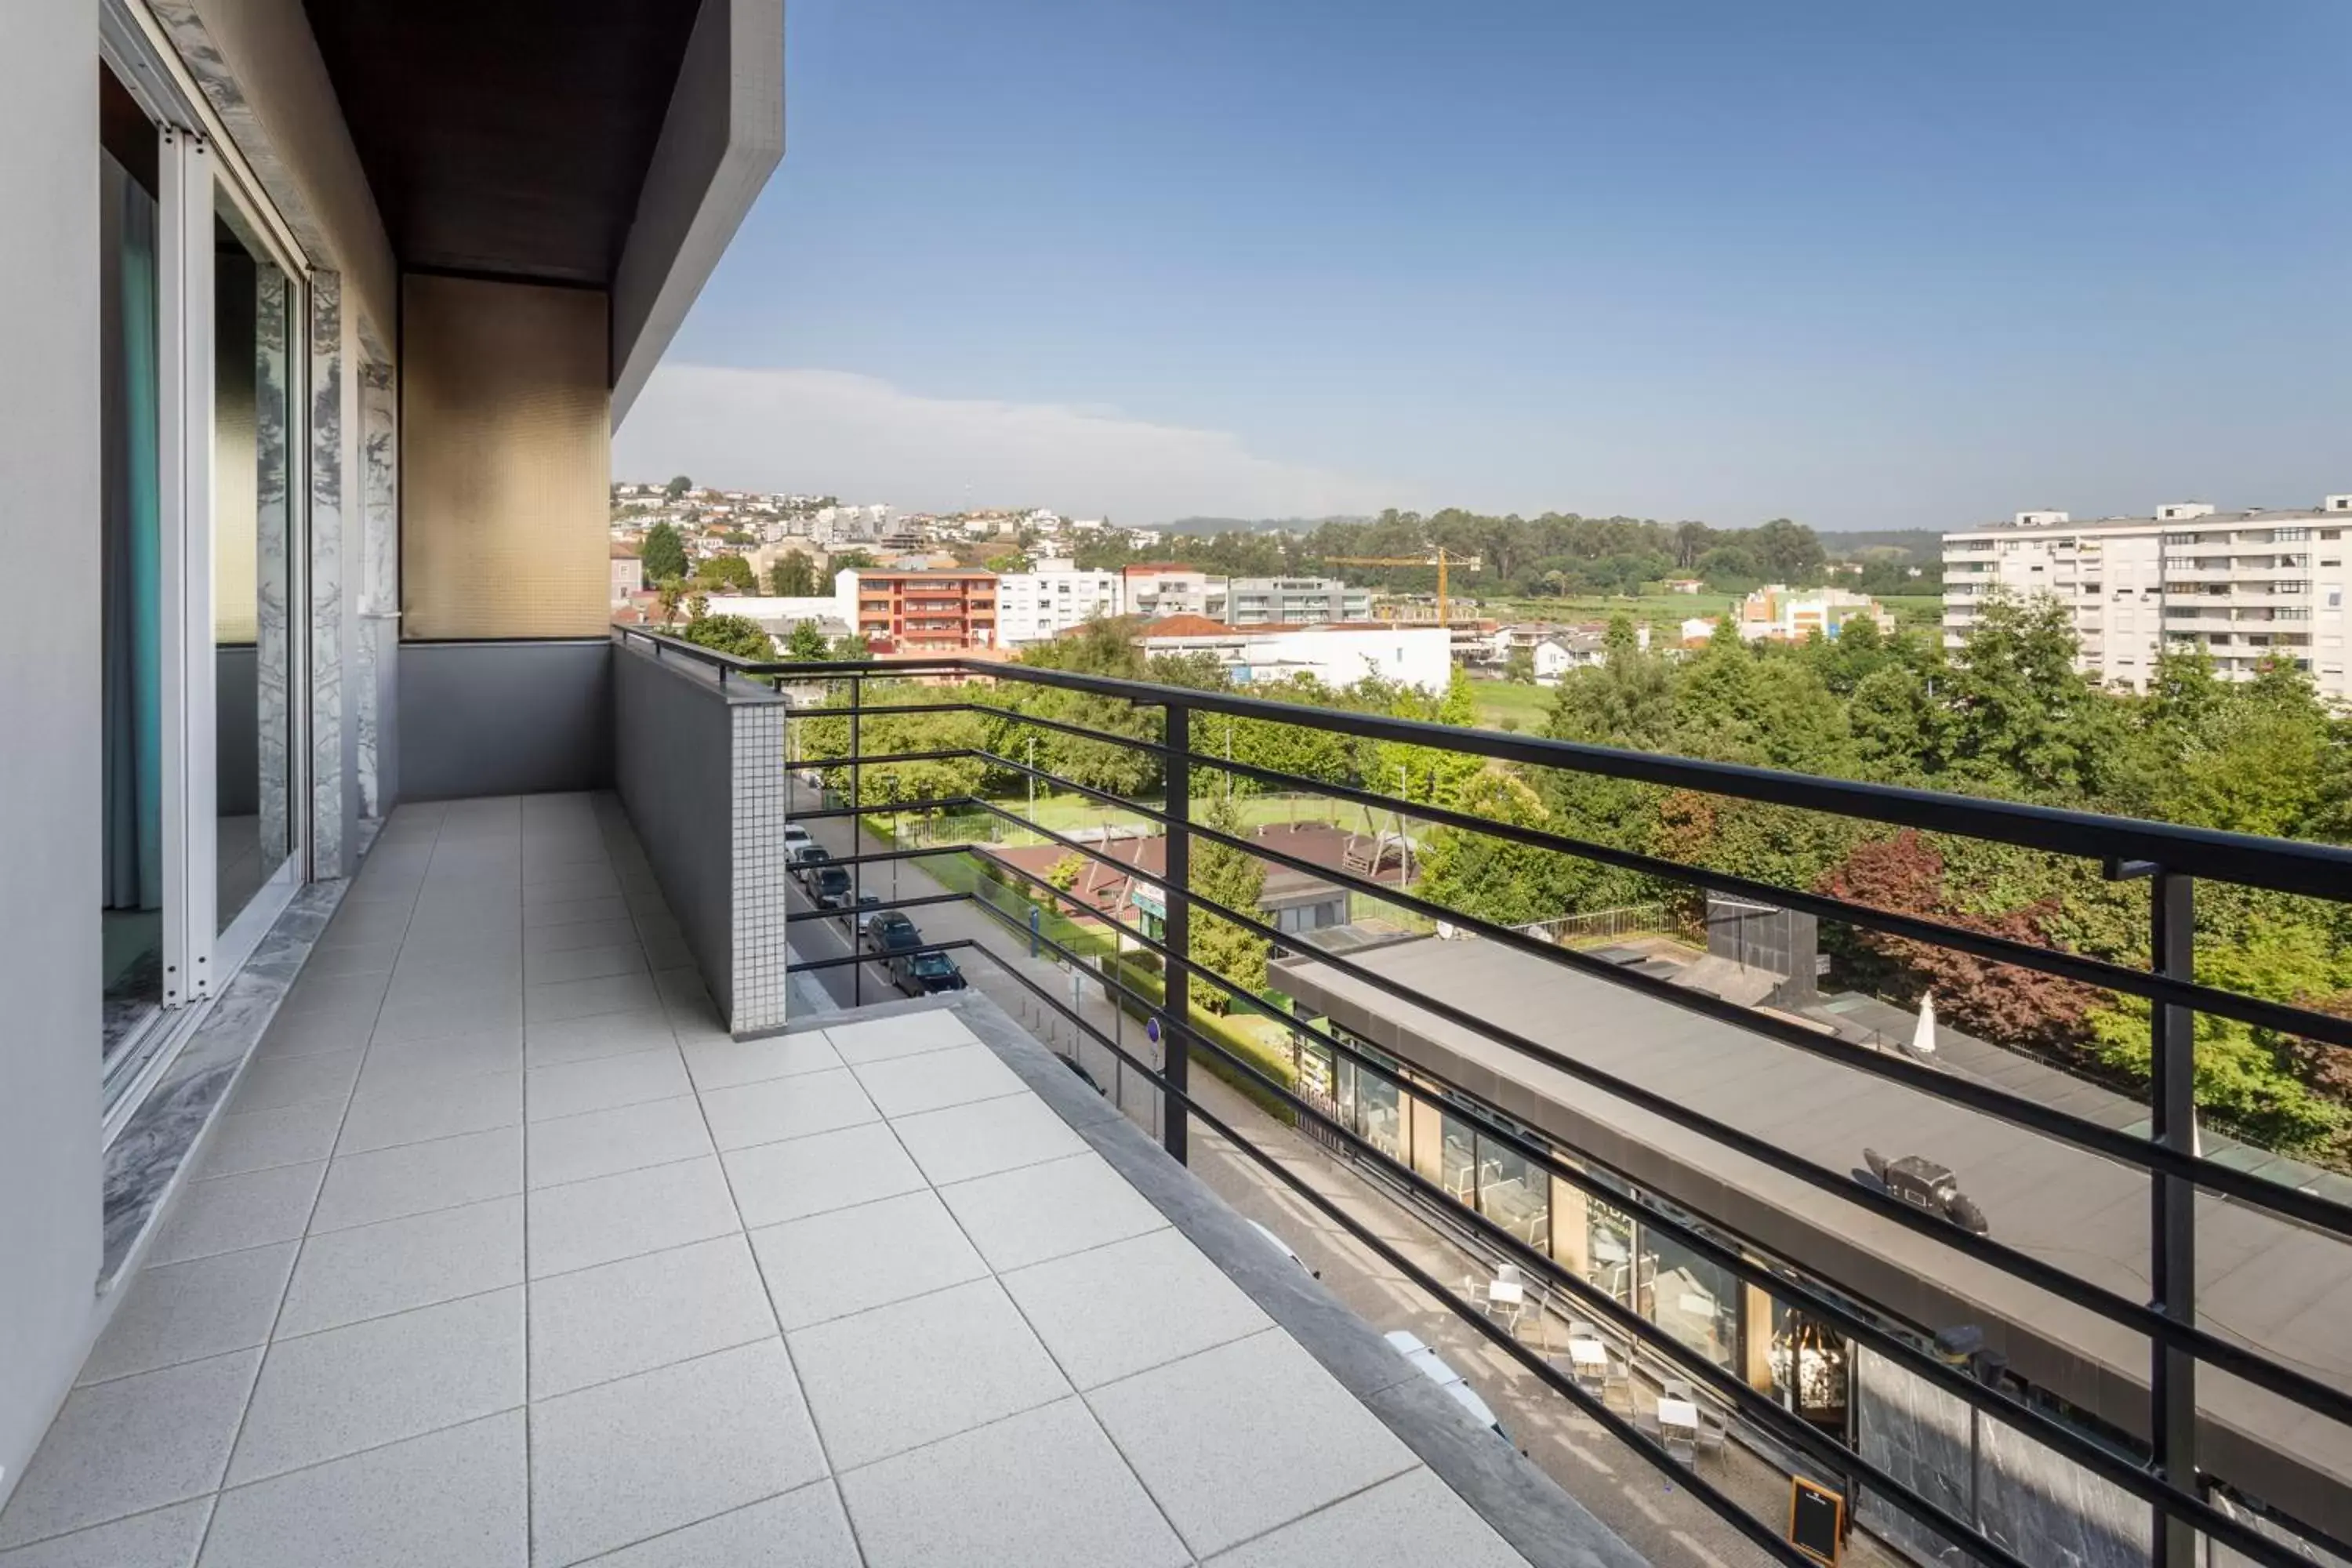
[614,626,2352,1568]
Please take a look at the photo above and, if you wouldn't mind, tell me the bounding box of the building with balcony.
[833,567,999,652]
[993,557,1123,647]
[1941,496,2352,695]
[1227,576,1376,626]
[1123,563,1229,620]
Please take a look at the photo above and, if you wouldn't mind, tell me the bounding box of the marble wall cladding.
[356,358,396,821]
[255,269,292,869]
[728,699,791,1034]
[100,882,344,1287]
[309,272,345,876]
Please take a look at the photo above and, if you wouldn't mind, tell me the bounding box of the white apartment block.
[994,559,1123,646]
[1943,496,2352,698]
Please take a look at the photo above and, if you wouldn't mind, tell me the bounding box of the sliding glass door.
[99,42,309,1127]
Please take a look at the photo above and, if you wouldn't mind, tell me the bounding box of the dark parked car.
[862,910,922,957]
[891,949,966,996]
[792,844,831,884]
[810,865,853,911]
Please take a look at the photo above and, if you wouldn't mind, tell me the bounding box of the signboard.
[1788,1478,1844,1566]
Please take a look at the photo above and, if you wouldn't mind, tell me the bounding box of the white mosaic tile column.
[728,699,791,1033]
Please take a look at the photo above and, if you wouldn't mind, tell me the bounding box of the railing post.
[2150,869,2198,1568]
[1162,700,1190,1166]
[861,672,870,1011]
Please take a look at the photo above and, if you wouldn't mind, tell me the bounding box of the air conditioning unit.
[2157,502,2216,521]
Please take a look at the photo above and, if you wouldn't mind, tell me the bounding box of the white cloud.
[612,365,1397,521]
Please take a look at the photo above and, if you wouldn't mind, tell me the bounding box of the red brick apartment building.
[843,568,999,651]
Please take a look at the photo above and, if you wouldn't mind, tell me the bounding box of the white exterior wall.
[1944,511,2352,698]
[996,567,1122,646]
[0,0,106,1501]
[1244,626,1453,693]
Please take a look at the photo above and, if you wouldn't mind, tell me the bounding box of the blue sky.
[616,0,2352,530]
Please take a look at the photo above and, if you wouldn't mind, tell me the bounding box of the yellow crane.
[1323,548,1482,626]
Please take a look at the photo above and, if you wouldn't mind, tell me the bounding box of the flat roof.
[1274,936,2352,1536]
[1946,506,2343,539]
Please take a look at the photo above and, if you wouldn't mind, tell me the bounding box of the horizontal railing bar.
[966,750,2352,1244]
[783,889,969,925]
[949,787,2352,1427]
[786,701,977,720]
[794,749,973,771]
[783,936,981,975]
[953,893,2306,1568]
[1178,751,2352,1053]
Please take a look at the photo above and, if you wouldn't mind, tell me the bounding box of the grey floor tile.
[195,1099,346,1179]
[528,1156,741,1278]
[529,1235,776,1399]
[386,949,525,994]
[681,1034,841,1094]
[79,1245,296,1386]
[889,1093,1087,1188]
[1002,1228,1271,1390]
[786,1278,1069,1471]
[145,1163,325,1266]
[526,971,666,1026]
[318,900,414,949]
[280,969,392,1016]
[198,1410,526,1568]
[572,1482,858,1568]
[528,1097,713,1189]
[524,916,641,956]
[374,985,523,1047]
[699,1069,878,1152]
[1203,1467,1530,1568]
[525,894,631,930]
[527,1047,691,1123]
[299,938,403,978]
[526,942,648,987]
[851,1044,1027,1119]
[358,1026,524,1091]
[336,1069,523,1155]
[840,1397,1189,1568]
[1084,1329,1418,1558]
[275,1196,523,1337]
[0,1497,212,1568]
[529,1341,827,1568]
[524,867,623,902]
[228,1287,524,1484]
[310,1127,524,1232]
[0,1352,259,1549]
[525,1008,677,1069]
[722,1123,928,1230]
[936,1151,1167,1272]
[253,1007,373,1062]
[822,1011,981,1065]
[750,1191,988,1331]
[230,1049,362,1116]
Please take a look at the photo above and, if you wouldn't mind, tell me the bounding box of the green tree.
[678,612,775,662]
[768,551,818,597]
[1504,645,1535,684]
[1417,774,1595,925]
[695,554,757,594]
[663,474,693,499]
[1187,793,1268,1014]
[783,619,830,661]
[641,521,689,583]
[1047,852,1087,893]
[652,577,688,628]
[830,632,872,661]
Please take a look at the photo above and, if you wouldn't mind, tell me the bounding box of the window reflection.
[213,194,294,932]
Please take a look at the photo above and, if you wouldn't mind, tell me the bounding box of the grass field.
[1468,680,1552,732]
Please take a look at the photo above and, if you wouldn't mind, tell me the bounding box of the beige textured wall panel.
[403,274,611,640]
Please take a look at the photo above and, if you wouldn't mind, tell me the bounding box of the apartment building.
[993,557,1122,646]
[833,566,999,650]
[1226,576,1374,626]
[1122,563,1226,619]
[1943,497,2352,696]
[1736,583,1894,643]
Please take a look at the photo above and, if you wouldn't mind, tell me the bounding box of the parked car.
[1384,1330,1510,1444]
[810,865,853,911]
[862,910,922,958]
[847,892,880,933]
[782,822,813,862]
[791,844,830,883]
[891,949,966,996]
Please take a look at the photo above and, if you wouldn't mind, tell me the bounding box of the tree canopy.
[641,521,689,584]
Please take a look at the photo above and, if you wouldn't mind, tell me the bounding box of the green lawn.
[1467,680,1552,732]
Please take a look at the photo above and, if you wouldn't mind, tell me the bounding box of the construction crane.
[1323,548,1482,626]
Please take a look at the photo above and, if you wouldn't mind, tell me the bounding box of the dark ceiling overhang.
[302,0,703,287]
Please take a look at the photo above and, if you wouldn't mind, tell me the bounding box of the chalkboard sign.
[1788,1477,1844,1566]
